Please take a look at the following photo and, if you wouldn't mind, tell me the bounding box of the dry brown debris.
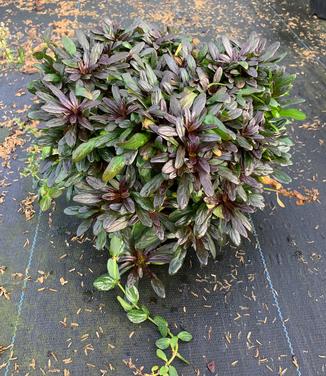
[18,193,37,220]
[299,118,323,131]
[123,358,149,376]
[0,120,25,167]
[0,344,11,357]
[59,277,68,286]
[0,286,10,300]
[50,19,78,39]
[11,272,25,280]
[36,270,50,284]
[260,176,320,206]
[15,0,48,12]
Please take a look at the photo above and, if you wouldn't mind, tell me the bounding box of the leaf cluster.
[29,18,304,296]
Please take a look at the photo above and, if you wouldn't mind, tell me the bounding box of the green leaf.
[104,216,129,233]
[176,353,190,364]
[62,59,78,68]
[180,90,197,109]
[95,231,107,250]
[218,166,240,184]
[102,155,125,182]
[155,338,170,350]
[27,110,46,120]
[238,61,249,70]
[207,88,229,104]
[122,72,140,92]
[269,98,279,108]
[39,195,52,211]
[43,73,61,83]
[204,114,236,141]
[177,331,192,342]
[170,336,178,348]
[62,35,77,56]
[107,258,120,280]
[120,133,151,150]
[75,85,93,100]
[140,174,165,197]
[49,186,62,199]
[151,277,166,299]
[141,305,150,316]
[117,296,132,311]
[279,136,294,146]
[154,316,169,337]
[197,44,208,61]
[33,49,45,60]
[237,87,264,95]
[73,132,119,162]
[213,205,224,219]
[159,365,169,375]
[278,108,306,120]
[125,286,139,305]
[168,248,186,275]
[127,309,148,324]
[135,228,159,250]
[93,274,116,291]
[27,80,39,94]
[169,365,178,376]
[272,169,292,184]
[156,349,168,362]
[72,139,96,162]
[109,236,123,257]
[236,135,253,150]
[76,219,92,236]
[131,222,146,241]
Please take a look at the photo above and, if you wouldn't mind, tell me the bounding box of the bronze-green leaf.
[102,155,125,182]
[120,133,151,150]
[72,139,96,162]
[62,36,77,56]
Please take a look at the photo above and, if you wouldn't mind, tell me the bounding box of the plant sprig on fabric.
[94,235,191,376]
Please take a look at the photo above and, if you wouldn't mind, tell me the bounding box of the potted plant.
[27,19,306,375]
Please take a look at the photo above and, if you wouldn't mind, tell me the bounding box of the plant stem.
[166,343,179,366]
[117,282,157,325]
[263,187,278,192]
[117,281,190,373]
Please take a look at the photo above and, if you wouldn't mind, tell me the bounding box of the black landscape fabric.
[0,0,325,375]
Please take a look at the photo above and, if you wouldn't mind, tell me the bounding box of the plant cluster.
[28,19,304,374]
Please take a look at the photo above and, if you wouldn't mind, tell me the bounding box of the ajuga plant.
[27,18,305,374]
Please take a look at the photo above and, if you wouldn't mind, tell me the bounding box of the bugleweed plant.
[28,19,305,374]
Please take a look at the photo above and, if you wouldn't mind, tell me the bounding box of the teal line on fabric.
[250,216,302,376]
[4,210,42,376]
